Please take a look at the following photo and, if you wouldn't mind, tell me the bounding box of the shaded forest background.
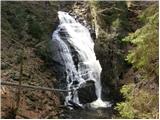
[1,1,159,119]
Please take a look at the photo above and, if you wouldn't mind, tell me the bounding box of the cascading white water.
[51,11,111,108]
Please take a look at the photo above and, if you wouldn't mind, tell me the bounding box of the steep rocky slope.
[1,1,62,118]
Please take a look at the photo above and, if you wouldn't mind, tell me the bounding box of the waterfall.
[51,11,111,108]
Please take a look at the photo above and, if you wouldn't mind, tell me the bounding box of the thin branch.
[1,81,72,92]
[97,7,124,13]
[15,50,23,113]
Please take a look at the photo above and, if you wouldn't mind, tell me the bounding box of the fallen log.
[1,81,93,92]
[1,81,71,92]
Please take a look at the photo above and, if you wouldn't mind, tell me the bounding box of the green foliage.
[123,4,158,78]
[112,18,121,29]
[139,4,158,23]
[116,102,135,119]
[116,3,159,119]
[115,83,159,119]
[120,84,134,100]
[115,84,135,119]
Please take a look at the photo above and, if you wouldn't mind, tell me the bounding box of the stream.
[59,107,116,119]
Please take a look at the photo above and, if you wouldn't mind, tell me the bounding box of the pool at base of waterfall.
[58,99,114,119]
[59,106,116,119]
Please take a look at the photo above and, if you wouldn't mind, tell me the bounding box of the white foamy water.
[51,11,111,108]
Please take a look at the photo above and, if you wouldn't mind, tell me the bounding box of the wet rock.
[68,100,84,109]
[78,81,97,104]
